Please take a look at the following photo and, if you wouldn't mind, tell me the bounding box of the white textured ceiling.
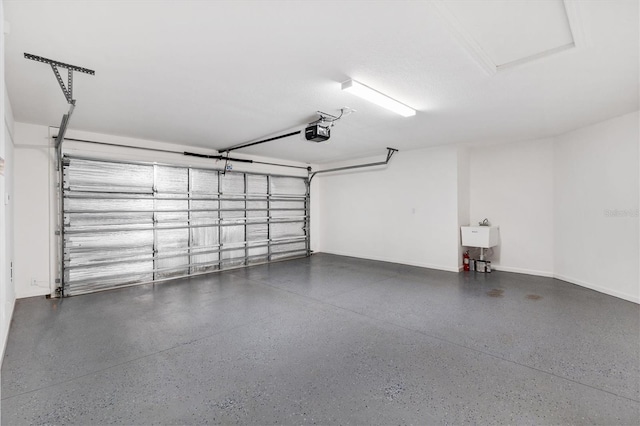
[3,0,639,164]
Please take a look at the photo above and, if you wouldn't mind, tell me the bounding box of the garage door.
[61,156,309,296]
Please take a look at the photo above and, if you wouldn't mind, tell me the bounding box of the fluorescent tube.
[341,79,416,117]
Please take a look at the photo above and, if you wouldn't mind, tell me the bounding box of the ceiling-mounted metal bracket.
[51,64,73,104]
[25,53,95,148]
[309,147,398,183]
[385,147,398,162]
[24,53,95,104]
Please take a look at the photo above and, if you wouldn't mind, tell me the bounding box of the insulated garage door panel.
[61,157,309,296]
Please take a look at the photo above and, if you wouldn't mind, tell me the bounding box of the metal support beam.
[55,103,75,149]
[267,176,271,262]
[304,178,311,256]
[55,103,76,298]
[152,165,158,281]
[68,67,73,101]
[25,53,95,75]
[188,168,193,275]
[244,174,248,266]
[50,64,72,103]
[57,149,66,297]
[309,147,398,182]
[25,53,94,105]
[217,171,223,268]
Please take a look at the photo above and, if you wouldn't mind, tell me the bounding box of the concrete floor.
[1,254,639,425]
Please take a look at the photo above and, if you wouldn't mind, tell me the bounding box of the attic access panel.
[60,156,309,296]
[436,0,578,73]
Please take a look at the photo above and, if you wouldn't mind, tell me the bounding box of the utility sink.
[461,226,499,248]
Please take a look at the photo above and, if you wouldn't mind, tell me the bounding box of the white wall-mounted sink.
[461,226,499,248]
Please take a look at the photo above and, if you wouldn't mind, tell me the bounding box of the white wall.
[469,138,555,276]
[316,139,557,277]
[1,0,17,362]
[13,123,52,298]
[554,111,639,303]
[318,146,461,272]
[12,123,315,299]
[456,147,470,268]
[467,112,638,303]
[2,97,15,344]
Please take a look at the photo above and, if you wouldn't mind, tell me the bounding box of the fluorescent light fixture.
[341,79,416,117]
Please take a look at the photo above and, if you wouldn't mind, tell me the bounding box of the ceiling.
[3,0,638,164]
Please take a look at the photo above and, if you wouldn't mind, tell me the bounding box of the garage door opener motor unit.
[305,124,330,142]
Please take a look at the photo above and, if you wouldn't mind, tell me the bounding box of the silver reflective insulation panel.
[62,157,309,295]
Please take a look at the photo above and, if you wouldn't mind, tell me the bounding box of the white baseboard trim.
[316,251,639,304]
[553,274,640,304]
[1,296,16,369]
[318,250,460,273]
[491,265,554,278]
[15,286,50,299]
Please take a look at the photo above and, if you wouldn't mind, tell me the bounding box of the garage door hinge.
[55,230,61,235]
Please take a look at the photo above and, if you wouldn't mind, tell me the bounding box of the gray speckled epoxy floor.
[1,254,639,425]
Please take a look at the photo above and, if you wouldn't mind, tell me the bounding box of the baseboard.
[317,251,639,304]
[319,250,460,273]
[491,265,554,278]
[454,263,554,277]
[554,273,640,304]
[1,296,16,369]
[15,286,50,299]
